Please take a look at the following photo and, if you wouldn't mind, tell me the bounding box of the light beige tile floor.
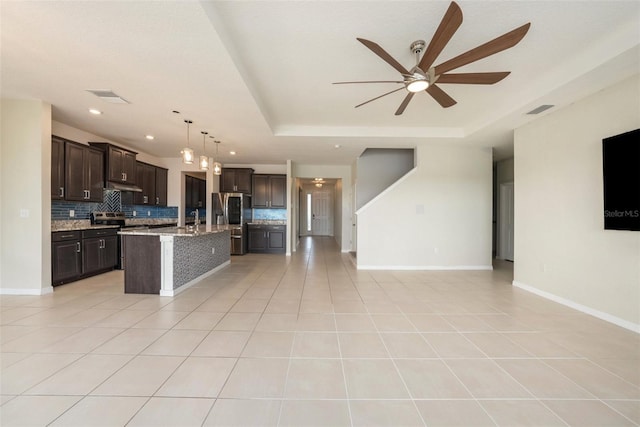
[1,236,639,426]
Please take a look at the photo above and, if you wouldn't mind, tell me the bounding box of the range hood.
[106,181,142,192]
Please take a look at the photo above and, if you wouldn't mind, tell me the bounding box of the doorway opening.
[298,179,337,237]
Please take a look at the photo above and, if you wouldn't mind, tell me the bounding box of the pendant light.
[199,131,209,171]
[213,140,222,176]
[181,119,194,164]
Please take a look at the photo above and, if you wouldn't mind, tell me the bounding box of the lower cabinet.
[52,228,118,285]
[52,231,82,284]
[247,224,286,253]
[82,230,118,275]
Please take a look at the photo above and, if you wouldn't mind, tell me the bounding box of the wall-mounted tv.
[602,128,639,231]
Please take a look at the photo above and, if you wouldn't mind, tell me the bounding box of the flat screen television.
[602,128,639,231]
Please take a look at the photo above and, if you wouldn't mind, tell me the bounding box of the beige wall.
[357,143,493,269]
[1,99,52,294]
[514,74,640,331]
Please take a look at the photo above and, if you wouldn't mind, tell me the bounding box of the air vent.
[86,90,130,104]
[527,104,554,115]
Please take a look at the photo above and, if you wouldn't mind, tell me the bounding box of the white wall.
[357,144,493,269]
[292,164,353,251]
[356,148,415,210]
[514,74,640,331]
[1,99,52,294]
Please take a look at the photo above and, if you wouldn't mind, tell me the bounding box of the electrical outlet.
[211,247,215,254]
[69,209,75,218]
[19,209,30,218]
[434,247,439,254]
[133,210,137,217]
[147,211,151,216]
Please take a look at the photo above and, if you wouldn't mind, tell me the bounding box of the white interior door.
[498,182,515,261]
[312,190,332,236]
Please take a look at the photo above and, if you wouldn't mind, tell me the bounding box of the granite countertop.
[247,220,287,225]
[118,224,231,237]
[52,218,178,232]
[52,221,120,232]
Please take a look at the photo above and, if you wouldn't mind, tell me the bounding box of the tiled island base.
[122,228,230,296]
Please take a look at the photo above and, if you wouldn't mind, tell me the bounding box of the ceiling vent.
[526,104,554,115]
[86,90,130,104]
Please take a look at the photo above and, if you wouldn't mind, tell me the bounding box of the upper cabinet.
[134,161,155,205]
[89,142,137,184]
[51,136,65,200]
[134,161,168,206]
[64,140,104,202]
[252,174,286,208]
[185,175,206,208]
[221,168,254,193]
[155,167,168,206]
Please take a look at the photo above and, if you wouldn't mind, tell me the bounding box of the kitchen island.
[119,225,230,296]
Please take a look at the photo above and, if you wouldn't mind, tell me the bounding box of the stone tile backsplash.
[253,208,287,220]
[52,189,177,220]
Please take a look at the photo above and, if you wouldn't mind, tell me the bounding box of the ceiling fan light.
[407,79,429,93]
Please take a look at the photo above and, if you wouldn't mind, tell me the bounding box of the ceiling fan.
[333,1,531,115]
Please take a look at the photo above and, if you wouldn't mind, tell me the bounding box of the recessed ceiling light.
[89,108,102,115]
[334,144,341,149]
[145,135,154,140]
[229,151,236,155]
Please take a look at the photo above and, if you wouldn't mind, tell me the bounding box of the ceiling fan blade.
[333,80,404,84]
[437,71,510,84]
[418,1,463,72]
[427,84,457,108]
[357,38,410,75]
[434,23,531,75]
[395,93,415,116]
[355,87,405,108]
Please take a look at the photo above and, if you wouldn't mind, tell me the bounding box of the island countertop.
[118,224,232,237]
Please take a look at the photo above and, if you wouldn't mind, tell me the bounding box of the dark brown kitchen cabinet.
[89,142,137,184]
[65,141,104,202]
[134,161,156,205]
[247,224,286,253]
[221,168,253,193]
[155,167,168,206]
[133,162,167,206]
[252,174,286,208]
[185,175,205,208]
[51,136,65,200]
[82,229,118,275]
[52,231,82,285]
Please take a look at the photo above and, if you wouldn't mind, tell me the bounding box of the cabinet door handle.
[124,172,127,181]
[87,190,90,199]
[156,197,159,205]
[76,242,81,252]
[101,239,105,249]
[59,187,64,197]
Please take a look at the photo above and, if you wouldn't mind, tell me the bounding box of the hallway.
[1,236,638,426]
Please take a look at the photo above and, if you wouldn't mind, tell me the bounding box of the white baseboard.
[513,280,640,334]
[160,261,230,297]
[357,265,493,271]
[0,286,54,296]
